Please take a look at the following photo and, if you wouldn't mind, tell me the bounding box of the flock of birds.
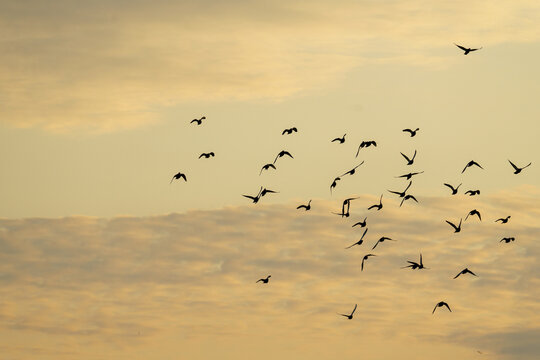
[170,44,533,323]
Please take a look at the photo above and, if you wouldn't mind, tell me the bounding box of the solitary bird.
[260,163,276,175]
[444,183,462,195]
[453,268,477,279]
[273,150,294,164]
[368,194,383,211]
[400,150,417,165]
[190,116,206,125]
[361,254,376,271]
[256,275,271,284]
[454,43,482,55]
[465,189,480,196]
[432,301,452,314]
[495,216,511,224]
[282,127,298,135]
[446,218,462,233]
[341,161,365,177]
[338,304,357,320]
[372,236,396,250]
[396,171,424,180]
[345,228,368,249]
[388,181,412,198]
[402,253,426,270]
[465,209,482,221]
[462,160,484,173]
[355,141,377,157]
[170,172,187,184]
[508,160,532,174]
[199,152,215,159]
[500,237,515,243]
[297,200,312,211]
[332,134,347,144]
[352,217,367,228]
[403,128,420,137]
[400,194,418,207]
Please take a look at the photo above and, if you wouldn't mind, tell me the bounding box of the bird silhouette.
[281,127,298,135]
[388,181,412,198]
[367,194,383,211]
[355,141,377,157]
[508,160,532,174]
[462,160,484,173]
[338,304,357,319]
[402,253,426,270]
[465,189,480,196]
[361,254,376,271]
[403,128,420,137]
[330,177,341,194]
[260,188,278,197]
[454,43,482,55]
[297,200,312,211]
[260,163,276,175]
[500,237,515,243]
[273,150,294,164]
[446,218,462,233]
[444,183,461,195]
[342,197,360,215]
[190,116,206,125]
[495,216,511,224]
[243,187,262,203]
[352,217,367,228]
[400,194,418,207]
[199,152,215,159]
[372,236,396,250]
[345,228,368,249]
[396,171,424,180]
[170,172,187,184]
[256,275,271,283]
[453,268,477,279]
[465,209,482,221]
[341,161,365,177]
[400,150,417,165]
[432,301,452,314]
[332,134,347,144]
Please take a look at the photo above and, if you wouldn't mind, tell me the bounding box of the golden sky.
[1,1,539,359]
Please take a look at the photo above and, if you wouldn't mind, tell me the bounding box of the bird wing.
[470,47,482,51]
[361,258,365,271]
[399,197,405,207]
[284,151,293,158]
[404,181,412,193]
[461,164,468,173]
[403,129,412,134]
[180,174,187,181]
[443,303,452,312]
[372,241,380,250]
[465,269,477,276]
[454,43,467,51]
[345,242,359,249]
[446,220,457,230]
[453,272,461,279]
[443,183,454,191]
[360,227,368,240]
[473,161,483,169]
[351,304,357,315]
[400,152,410,162]
[432,305,438,314]
[281,129,288,135]
[508,160,519,171]
[408,195,418,202]
[296,205,306,209]
[412,150,417,160]
[355,144,362,157]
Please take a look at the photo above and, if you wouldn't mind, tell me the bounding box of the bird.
[462,160,484,173]
[508,160,532,174]
[190,116,206,125]
[282,127,298,135]
[465,189,480,196]
[355,141,377,157]
[432,301,452,314]
[170,172,187,184]
[341,161,365,177]
[367,194,383,211]
[500,237,515,243]
[260,163,276,175]
[400,150,417,165]
[273,150,293,164]
[446,218,462,233]
[297,200,312,211]
[332,209,350,218]
[260,188,278,197]
[444,183,462,195]
[342,197,359,215]
[352,217,367,228]
[199,152,215,159]
[332,134,346,144]
[256,275,271,283]
[361,254,376,271]
[372,236,396,250]
[330,177,341,194]
[338,304,357,320]
[403,128,420,137]
[402,253,426,270]
[453,268,477,279]
[388,181,412,198]
[400,194,418,207]
[454,43,482,55]
[345,228,368,249]
[495,215,511,224]
[396,171,424,180]
[243,187,262,203]
[465,209,482,221]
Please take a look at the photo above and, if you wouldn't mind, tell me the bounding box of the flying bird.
[260,188,278,197]
[508,160,532,174]
[330,177,341,194]
[345,228,368,249]
[465,209,482,221]
[341,161,365,177]
[402,253,426,270]
[342,197,360,214]
[332,134,347,144]
[454,43,482,55]
[297,200,312,211]
[403,128,420,137]
[361,254,376,271]
[388,181,412,198]
[500,237,515,243]
[372,236,396,250]
[465,189,480,196]
[190,116,206,125]
[338,304,357,320]
[400,150,417,165]
[462,160,484,173]
[446,218,462,233]
[352,217,367,228]
[199,152,215,159]
[396,171,424,180]
[170,172,187,184]
[260,163,276,175]
[444,183,462,195]
[367,194,383,211]
[282,127,298,135]
[273,150,293,164]
[256,275,271,283]
[400,194,418,207]
[432,301,452,314]
[453,268,477,279]
[355,141,377,157]
[243,187,262,203]
[495,216,511,224]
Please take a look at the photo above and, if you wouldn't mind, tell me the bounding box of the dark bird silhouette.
[402,253,426,270]
[465,209,482,221]
[403,128,420,137]
[508,160,532,174]
[453,268,477,279]
[400,150,417,165]
[372,236,396,250]
[396,171,424,180]
[454,43,482,55]
[260,163,276,175]
[199,152,215,159]
[256,275,271,283]
[332,134,346,144]
[500,237,515,243]
[338,304,357,319]
[345,228,368,249]
[388,181,412,198]
[465,189,480,196]
[330,177,341,194]
[495,215,511,224]
[341,161,365,177]
[355,141,377,157]
[367,194,383,211]
[432,301,452,314]
[273,150,293,164]
[400,194,418,207]
[297,200,312,211]
[332,209,350,218]
[444,183,462,195]
[260,188,278,197]
[190,116,206,125]
[342,197,360,215]
[352,217,367,228]
[462,160,484,173]
[170,172,187,184]
[281,127,298,135]
[446,218,462,233]
[361,254,376,271]
[243,187,262,203]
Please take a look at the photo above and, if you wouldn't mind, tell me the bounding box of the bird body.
[400,194,418,207]
[388,181,412,198]
[273,150,294,164]
[199,152,215,159]
[282,127,298,135]
[454,43,482,55]
[190,116,206,125]
[372,236,395,250]
[260,163,276,175]
[345,228,368,249]
[500,237,515,243]
[465,189,480,196]
[396,171,424,180]
[352,217,367,228]
[339,304,357,319]
[256,275,271,283]
[367,194,383,211]
[403,128,420,137]
[495,216,511,224]
[453,268,477,279]
[361,254,376,271]
[356,141,377,157]
[446,219,462,233]
[508,160,532,174]
[341,161,365,177]
[444,183,461,195]
[433,301,452,314]
[400,150,417,165]
[170,172,187,183]
[465,209,481,221]
[332,134,346,144]
[462,160,484,173]
[297,200,312,211]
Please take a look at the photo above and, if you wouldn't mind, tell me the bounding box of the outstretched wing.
[454,43,467,51]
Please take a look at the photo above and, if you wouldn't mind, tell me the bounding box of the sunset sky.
[1,1,539,359]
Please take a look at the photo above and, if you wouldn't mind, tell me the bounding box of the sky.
[1,1,539,359]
